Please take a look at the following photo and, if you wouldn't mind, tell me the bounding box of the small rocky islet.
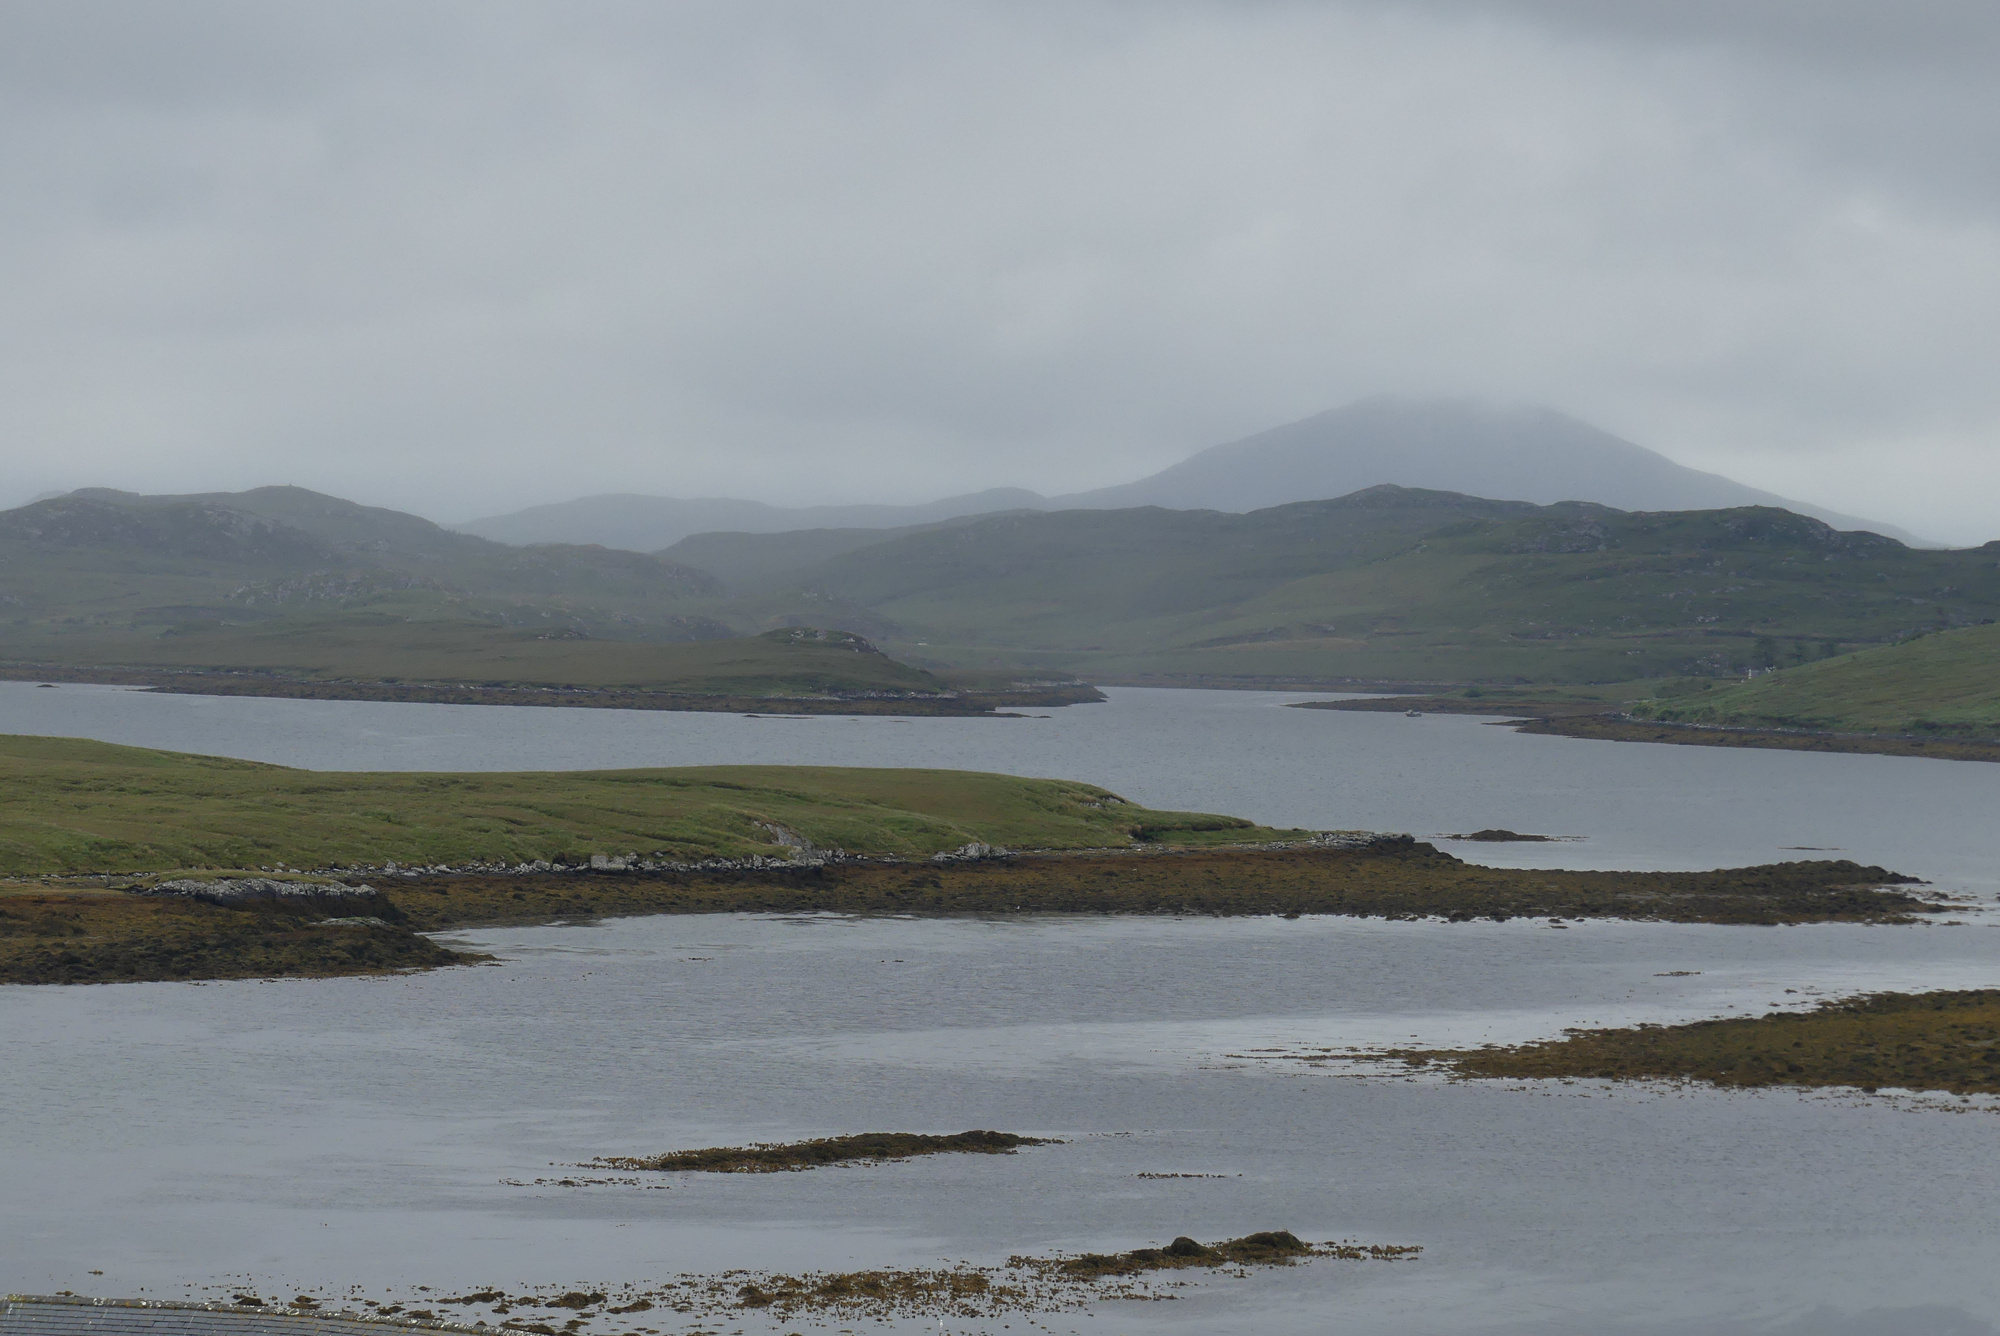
[591,1129,1055,1174]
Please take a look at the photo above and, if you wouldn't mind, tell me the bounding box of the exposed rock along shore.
[107,830,1403,887]
[137,877,386,905]
[4,839,1949,987]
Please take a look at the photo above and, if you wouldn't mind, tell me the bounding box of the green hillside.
[0,488,980,700]
[661,515,1009,592]
[7,483,1995,690]
[1634,622,2000,738]
[0,734,1283,875]
[735,488,2000,684]
[0,486,727,650]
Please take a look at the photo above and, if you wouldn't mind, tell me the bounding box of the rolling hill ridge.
[5,481,1994,694]
[720,487,1996,684]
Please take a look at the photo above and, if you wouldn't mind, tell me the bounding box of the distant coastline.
[1292,694,2000,763]
[0,665,1104,717]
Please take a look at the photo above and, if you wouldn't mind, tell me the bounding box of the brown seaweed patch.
[384,846,1941,936]
[10,843,1944,988]
[1441,829,1557,842]
[728,1268,1009,1317]
[1387,989,2000,1096]
[593,1128,1054,1173]
[1030,1231,1418,1281]
[0,888,482,985]
[499,1175,668,1190]
[544,1293,605,1310]
[210,1232,1422,1332]
[1043,1230,1300,1278]
[709,1231,1417,1318]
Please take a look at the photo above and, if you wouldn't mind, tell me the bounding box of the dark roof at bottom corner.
[2,1298,478,1336]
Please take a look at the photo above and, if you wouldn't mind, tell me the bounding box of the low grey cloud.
[2,0,1996,541]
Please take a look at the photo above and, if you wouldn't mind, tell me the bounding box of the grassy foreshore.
[1389,989,2000,1096]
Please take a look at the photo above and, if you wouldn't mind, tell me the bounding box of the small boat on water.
[1405,709,1423,717]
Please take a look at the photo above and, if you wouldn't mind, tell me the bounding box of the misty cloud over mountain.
[460,400,1928,552]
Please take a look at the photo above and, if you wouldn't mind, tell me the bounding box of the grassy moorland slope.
[0,488,1085,706]
[708,489,2000,684]
[9,483,1996,691]
[0,735,1277,876]
[1632,623,2000,738]
[0,486,725,645]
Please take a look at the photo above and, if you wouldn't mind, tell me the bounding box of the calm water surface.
[5,915,1998,1335]
[4,683,1998,1334]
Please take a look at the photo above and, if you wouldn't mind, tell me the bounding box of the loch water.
[3,683,1997,1335]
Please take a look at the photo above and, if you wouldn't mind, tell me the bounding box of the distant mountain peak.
[446,398,1932,552]
[1048,397,1927,544]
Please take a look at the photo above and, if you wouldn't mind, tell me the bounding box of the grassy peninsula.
[1392,990,2000,1096]
[0,735,1946,985]
[0,734,1257,875]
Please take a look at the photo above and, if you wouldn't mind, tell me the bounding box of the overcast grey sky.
[3,1,1997,542]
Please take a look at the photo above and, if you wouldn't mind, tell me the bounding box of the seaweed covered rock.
[596,1129,1055,1174]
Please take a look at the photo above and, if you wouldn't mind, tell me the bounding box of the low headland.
[0,734,1951,986]
[1294,689,2000,762]
[1,625,1103,716]
[1294,625,2000,760]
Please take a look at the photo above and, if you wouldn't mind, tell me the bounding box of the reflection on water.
[3,680,2000,894]
[4,913,1999,1335]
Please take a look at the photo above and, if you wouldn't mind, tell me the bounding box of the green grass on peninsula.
[1633,622,2000,738]
[0,734,1283,877]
